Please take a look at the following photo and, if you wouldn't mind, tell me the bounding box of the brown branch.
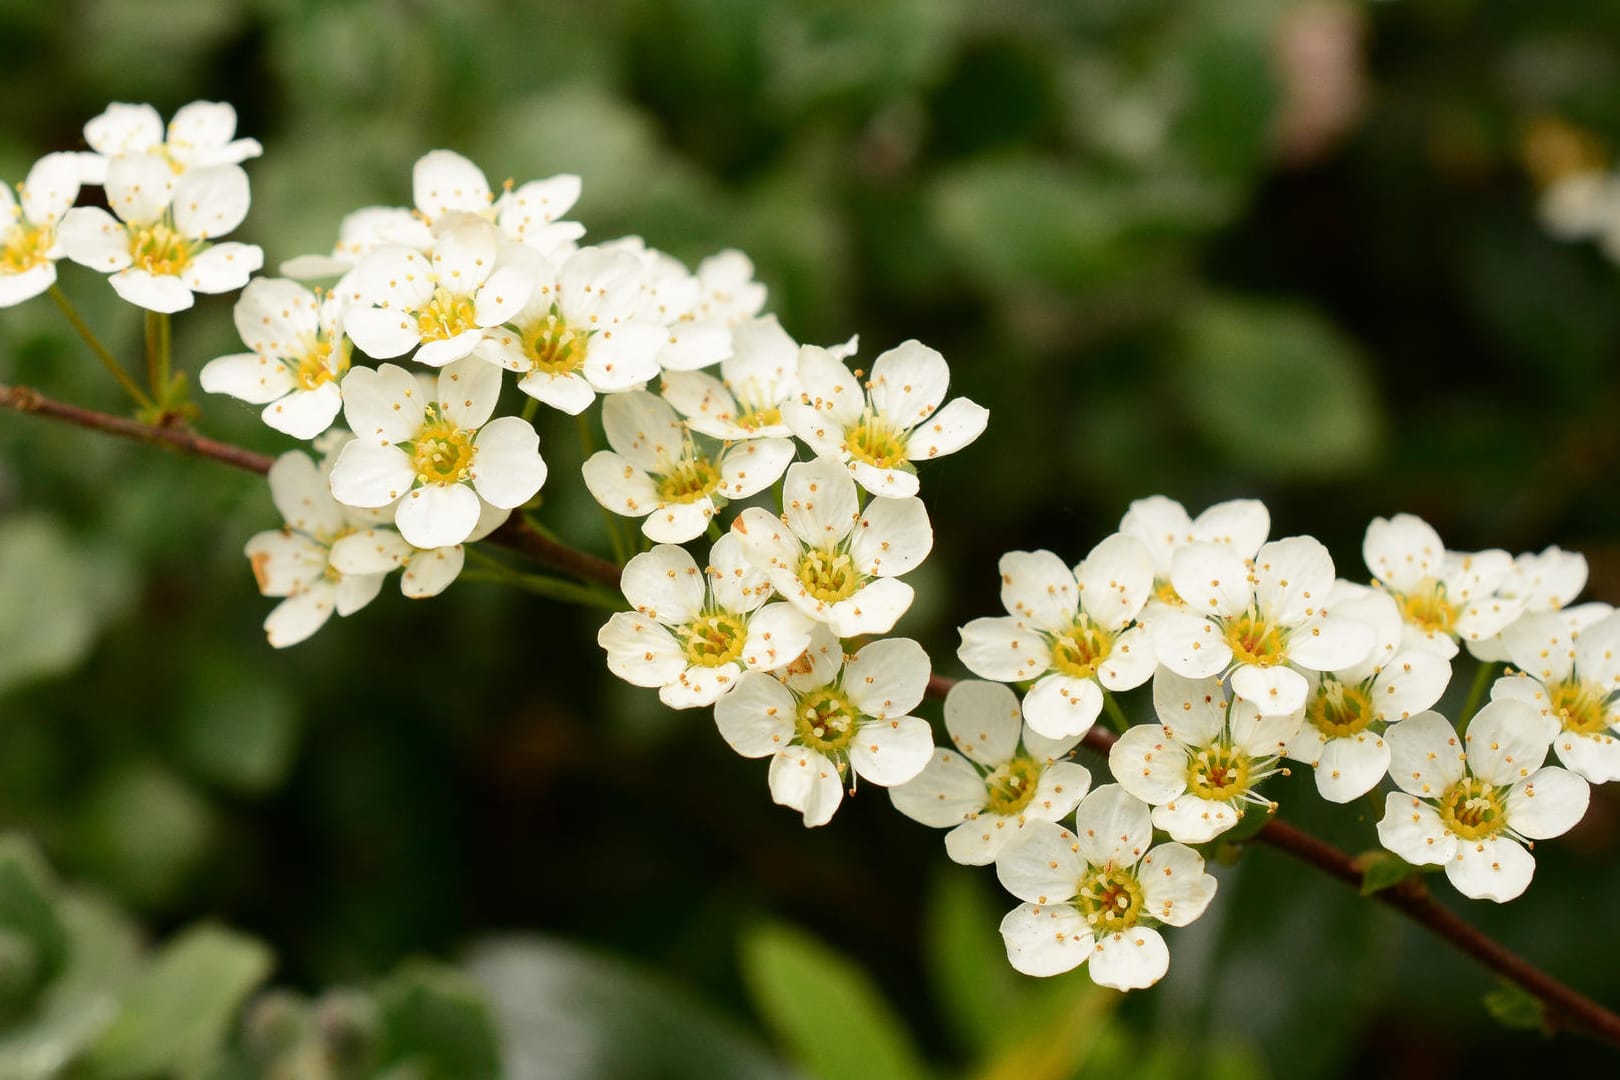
[8,382,1619,1046]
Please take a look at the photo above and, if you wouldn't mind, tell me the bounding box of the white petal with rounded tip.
[1077,534,1155,630]
[1118,495,1193,575]
[597,611,685,688]
[849,460,920,499]
[1288,615,1376,673]
[943,680,1022,767]
[1230,663,1308,716]
[620,545,705,625]
[658,369,736,435]
[1151,611,1232,679]
[768,747,844,827]
[1364,514,1445,594]
[394,483,481,549]
[1506,766,1589,839]
[414,149,492,222]
[660,661,743,709]
[470,418,547,509]
[1446,836,1534,903]
[21,152,82,225]
[643,498,716,545]
[518,369,596,414]
[1314,734,1390,803]
[1551,730,1620,783]
[868,340,949,426]
[656,321,730,371]
[996,820,1082,904]
[173,164,250,238]
[997,550,1077,633]
[582,452,660,519]
[1097,625,1156,691]
[109,269,193,313]
[781,401,845,462]
[1464,699,1550,786]
[0,264,57,307]
[430,218,499,289]
[712,672,797,755]
[1170,542,1251,619]
[1090,927,1169,991]
[59,206,132,273]
[1150,670,1227,747]
[345,307,422,360]
[1252,536,1335,627]
[1386,711,1467,798]
[1228,699,1303,758]
[264,383,343,440]
[1025,761,1091,823]
[331,572,382,617]
[500,175,582,238]
[1152,795,1244,844]
[849,495,932,578]
[84,102,163,158]
[347,246,434,311]
[944,815,1024,867]
[329,528,413,575]
[1000,903,1091,978]
[582,324,664,392]
[181,242,262,293]
[1193,499,1270,555]
[824,577,914,637]
[341,364,425,446]
[739,602,814,672]
[268,451,345,537]
[782,458,859,547]
[167,101,240,154]
[1373,650,1452,722]
[905,396,987,461]
[1072,784,1152,870]
[780,624,842,691]
[1575,610,1620,692]
[957,616,1050,683]
[105,153,175,226]
[438,354,503,429]
[264,586,337,648]
[233,277,319,356]
[244,530,326,597]
[849,714,934,786]
[473,266,533,326]
[1376,793,1457,866]
[706,533,771,613]
[719,438,794,500]
[601,390,685,471]
[1139,843,1215,927]
[415,332,482,368]
[1022,674,1102,740]
[1109,726,1189,805]
[200,351,297,405]
[794,345,865,425]
[843,637,930,718]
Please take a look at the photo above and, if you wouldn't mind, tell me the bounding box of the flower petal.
[394,482,481,549]
[999,903,1092,978]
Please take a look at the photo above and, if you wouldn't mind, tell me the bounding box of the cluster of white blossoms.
[12,102,1612,997]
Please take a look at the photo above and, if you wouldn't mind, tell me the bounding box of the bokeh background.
[2,0,1620,1075]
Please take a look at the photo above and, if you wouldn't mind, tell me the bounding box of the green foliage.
[1482,981,1551,1036]
[0,517,131,696]
[1358,851,1421,897]
[372,964,501,1080]
[741,922,930,1080]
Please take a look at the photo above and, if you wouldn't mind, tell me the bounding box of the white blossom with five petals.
[200,278,350,439]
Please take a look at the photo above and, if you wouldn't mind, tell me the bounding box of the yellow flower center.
[1224,611,1288,667]
[1152,578,1183,607]
[1438,776,1506,842]
[1550,679,1609,736]
[523,312,589,375]
[1049,619,1114,680]
[655,456,722,504]
[984,756,1041,816]
[1,222,52,274]
[416,286,478,343]
[845,413,908,470]
[1187,744,1254,802]
[735,401,783,432]
[1307,679,1376,739]
[294,338,348,391]
[797,548,861,603]
[1397,577,1458,637]
[795,688,860,755]
[1076,866,1145,933]
[410,413,476,486]
[677,611,747,668]
[128,222,193,276]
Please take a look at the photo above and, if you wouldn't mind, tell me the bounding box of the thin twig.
[47,286,153,408]
[4,382,1618,1046]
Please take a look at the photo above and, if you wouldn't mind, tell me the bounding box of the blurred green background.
[3,0,1620,1074]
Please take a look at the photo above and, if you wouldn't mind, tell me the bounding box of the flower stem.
[578,409,630,566]
[1457,660,1500,734]
[1102,690,1131,734]
[47,286,152,408]
[462,548,620,610]
[144,310,160,396]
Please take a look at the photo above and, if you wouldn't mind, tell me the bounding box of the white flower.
[730,457,932,638]
[327,498,509,601]
[582,391,795,544]
[1109,671,1301,843]
[691,250,766,327]
[414,150,585,256]
[957,536,1157,740]
[660,316,803,440]
[328,358,547,548]
[1362,513,1522,660]
[342,219,534,367]
[200,278,350,439]
[995,785,1216,988]
[58,153,262,313]
[1117,495,1270,621]
[79,101,262,184]
[715,628,934,826]
[1285,585,1452,802]
[1538,170,1620,242]
[0,153,82,307]
[1492,607,1620,782]
[1376,704,1589,902]
[1471,545,1591,662]
[280,206,434,280]
[598,537,815,709]
[1151,535,1375,715]
[890,681,1091,865]
[477,245,665,414]
[245,451,388,647]
[785,340,988,498]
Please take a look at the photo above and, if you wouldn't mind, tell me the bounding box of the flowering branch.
[4,382,1618,1048]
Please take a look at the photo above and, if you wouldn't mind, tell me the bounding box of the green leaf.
[80,925,271,1079]
[1173,295,1385,478]
[465,935,792,1080]
[0,836,67,1003]
[374,963,501,1080]
[1357,851,1420,897]
[740,922,928,1080]
[0,517,122,696]
[924,870,1020,1055]
[176,658,301,795]
[1482,981,1550,1035]
[73,763,217,909]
